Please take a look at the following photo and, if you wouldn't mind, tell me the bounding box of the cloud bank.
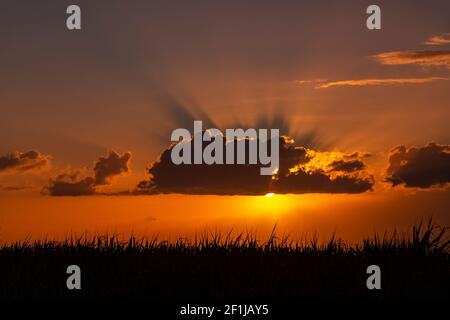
[385,143,450,189]
[44,151,131,196]
[45,174,96,196]
[424,33,450,46]
[94,152,131,185]
[315,77,448,89]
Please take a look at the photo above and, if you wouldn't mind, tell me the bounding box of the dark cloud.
[137,135,270,195]
[343,151,371,159]
[0,185,32,191]
[273,170,373,194]
[44,151,131,196]
[44,174,96,196]
[136,136,374,195]
[327,159,365,173]
[385,143,450,188]
[0,150,50,175]
[94,151,131,185]
[424,33,450,46]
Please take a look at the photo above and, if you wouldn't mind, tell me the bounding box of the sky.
[0,0,449,243]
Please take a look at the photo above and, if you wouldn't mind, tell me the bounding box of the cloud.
[315,77,448,89]
[385,143,450,189]
[372,50,450,69]
[327,159,365,172]
[44,151,131,196]
[136,136,374,195]
[297,46,450,89]
[423,33,450,46]
[295,79,327,85]
[94,151,131,185]
[44,173,96,196]
[0,150,50,175]
[0,185,32,191]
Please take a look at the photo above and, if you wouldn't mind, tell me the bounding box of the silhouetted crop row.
[0,219,448,300]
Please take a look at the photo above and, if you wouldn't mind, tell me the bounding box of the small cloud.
[372,50,450,69]
[385,142,450,189]
[327,159,365,173]
[44,173,96,196]
[343,151,371,159]
[315,77,448,89]
[94,151,131,186]
[0,150,50,175]
[44,151,131,196]
[423,33,450,46]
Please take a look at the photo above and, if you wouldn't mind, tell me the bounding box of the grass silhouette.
[0,219,448,300]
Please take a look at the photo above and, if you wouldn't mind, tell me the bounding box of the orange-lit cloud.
[295,79,327,85]
[0,150,50,175]
[423,33,450,46]
[44,151,131,196]
[136,137,374,195]
[372,50,450,68]
[327,159,365,172]
[385,142,450,189]
[315,77,448,89]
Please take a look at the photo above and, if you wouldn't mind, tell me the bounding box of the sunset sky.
[0,0,449,244]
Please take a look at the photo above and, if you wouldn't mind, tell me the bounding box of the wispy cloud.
[372,50,450,69]
[423,33,450,46]
[385,142,450,189]
[43,151,131,196]
[295,79,327,85]
[315,77,449,89]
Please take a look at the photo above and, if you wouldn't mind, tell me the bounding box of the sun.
[248,193,293,216]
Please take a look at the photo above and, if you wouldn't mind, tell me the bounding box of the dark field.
[0,221,448,300]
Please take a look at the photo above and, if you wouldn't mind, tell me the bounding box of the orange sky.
[1,190,449,244]
[0,1,449,244]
